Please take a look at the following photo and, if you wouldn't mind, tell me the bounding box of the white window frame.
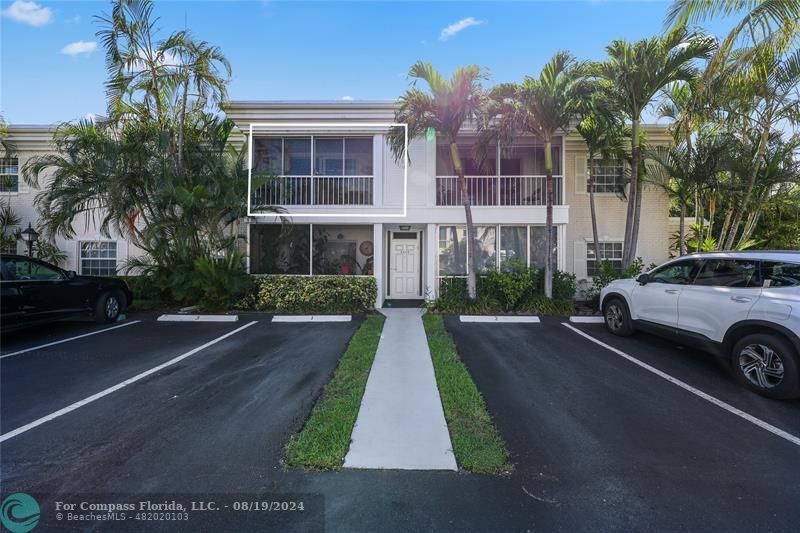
[79,240,118,276]
[0,157,20,194]
[586,241,624,276]
[588,158,624,194]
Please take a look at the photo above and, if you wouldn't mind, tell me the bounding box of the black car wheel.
[95,291,124,323]
[731,334,800,399]
[603,297,635,337]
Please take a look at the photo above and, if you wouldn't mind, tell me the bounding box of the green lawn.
[284,314,385,469]
[422,314,513,474]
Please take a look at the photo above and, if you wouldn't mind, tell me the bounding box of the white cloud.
[2,0,53,27]
[60,40,97,56]
[439,17,484,41]
[341,96,354,101]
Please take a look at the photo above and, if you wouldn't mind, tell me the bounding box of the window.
[437,224,560,277]
[760,261,800,288]
[530,226,558,269]
[1,257,63,281]
[284,138,312,176]
[1,158,19,192]
[474,226,496,272]
[649,259,702,285]
[499,226,527,269]
[249,224,374,275]
[693,259,759,288]
[80,242,118,276]
[438,226,467,275]
[587,242,623,276]
[249,224,310,275]
[1,239,16,255]
[589,159,624,193]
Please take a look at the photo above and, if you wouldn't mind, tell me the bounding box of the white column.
[373,223,384,308]
[425,223,438,300]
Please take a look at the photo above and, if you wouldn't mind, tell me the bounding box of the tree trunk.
[679,202,687,256]
[587,153,601,270]
[723,121,770,250]
[544,139,554,299]
[177,76,189,175]
[622,119,640,268]
[451,142,479,299]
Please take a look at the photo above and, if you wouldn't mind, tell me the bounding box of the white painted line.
[0,321,258,443]
[459,315,540,323]
[569,316,605,324]
[562,323,800,448]
[157,314,238,322]
[272,315,351,322]
[0,321,142,360]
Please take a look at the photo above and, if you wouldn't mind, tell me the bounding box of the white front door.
[390,235,420,299]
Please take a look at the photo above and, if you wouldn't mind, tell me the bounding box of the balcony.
[251,175,373,207]
[436,175,564,206]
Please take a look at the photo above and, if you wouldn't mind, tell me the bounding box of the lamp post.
[19,222,39,257]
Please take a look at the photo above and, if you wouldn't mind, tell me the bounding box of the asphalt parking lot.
[1,314,798,532]
[444,315,800,532]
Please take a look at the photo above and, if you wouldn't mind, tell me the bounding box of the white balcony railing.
[251,175,373,207]
[436,175,564,206]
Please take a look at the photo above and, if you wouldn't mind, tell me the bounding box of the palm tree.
[593,27,716,267]
[388,61,487,298]
[667,0,800,86]
[645,134,729,255]
[479,52,583,298]
[718,47,800,249]
[574,86,628,269]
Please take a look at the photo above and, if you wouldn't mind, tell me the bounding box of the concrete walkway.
[344,308,457,470]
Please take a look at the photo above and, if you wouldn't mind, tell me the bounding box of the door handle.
[664,289,680,294]
[730,296,752,303]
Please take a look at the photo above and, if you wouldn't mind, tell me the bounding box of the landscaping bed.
[284,314,385,469]
[422,314,513,474]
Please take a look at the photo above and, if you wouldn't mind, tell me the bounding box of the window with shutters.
[588,159,624,193]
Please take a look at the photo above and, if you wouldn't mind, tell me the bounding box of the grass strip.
[422,314,513,474]
[284,314,385,469]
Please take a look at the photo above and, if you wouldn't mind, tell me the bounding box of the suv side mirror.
[66,270,77,280]
[636,273,650,285]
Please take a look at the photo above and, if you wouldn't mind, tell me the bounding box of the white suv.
[600,252,800,399]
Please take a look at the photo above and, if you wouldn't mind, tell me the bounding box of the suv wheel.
[95,291,123,323]
[731,334,800,399]
[603,297,634,337]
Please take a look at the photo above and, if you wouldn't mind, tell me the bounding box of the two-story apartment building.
[2,124,141,276]
[225,100,675,307]
[3,101,675,306]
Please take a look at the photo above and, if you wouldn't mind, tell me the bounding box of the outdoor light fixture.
[399,225,411,231]
[19,222,39,257]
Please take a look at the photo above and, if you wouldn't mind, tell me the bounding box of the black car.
[1,254,133,330]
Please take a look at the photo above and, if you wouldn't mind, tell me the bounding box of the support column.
[373,223,384,309]
[425,223,437,300]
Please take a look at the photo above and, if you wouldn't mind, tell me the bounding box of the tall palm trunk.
[544,139,554,299]
[622,119,640,268]
[723,120,770,250]
[451,142,479,298]
[587,154,601,272]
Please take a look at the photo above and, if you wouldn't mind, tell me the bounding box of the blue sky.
[1,0,737,124]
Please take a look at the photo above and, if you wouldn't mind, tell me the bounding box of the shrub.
[586,257,647,309]
[431,265,575,315]
[250,275,377,314]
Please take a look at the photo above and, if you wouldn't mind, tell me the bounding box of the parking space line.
[0,321,258,443]
[562,323,800,448]
[0,321,143,360]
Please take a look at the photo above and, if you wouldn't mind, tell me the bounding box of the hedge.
[432,267,576,316]
[246,275,377,314]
